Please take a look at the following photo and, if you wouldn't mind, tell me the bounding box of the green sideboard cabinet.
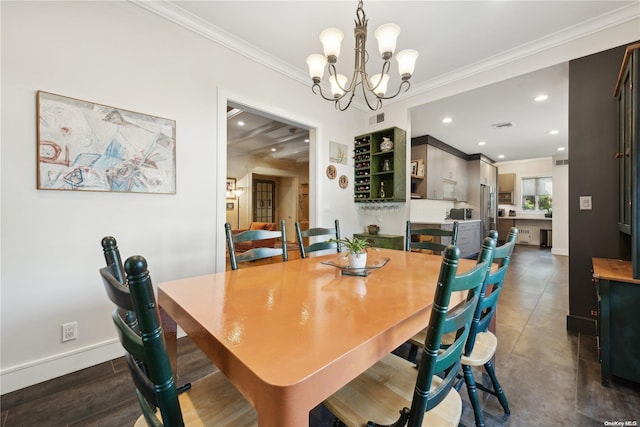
[614,43,640,278]
[353,127,406,203]
[592,257,640,386]
[354,233,404,250]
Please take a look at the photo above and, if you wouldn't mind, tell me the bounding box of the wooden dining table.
[157,248,479,427]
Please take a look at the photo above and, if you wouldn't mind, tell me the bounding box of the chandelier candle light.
[306,0,418,111]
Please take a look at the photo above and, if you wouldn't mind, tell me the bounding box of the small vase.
[380,137,393,152]
[349,252,367,269]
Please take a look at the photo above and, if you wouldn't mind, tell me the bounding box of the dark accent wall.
[567,44,629,334]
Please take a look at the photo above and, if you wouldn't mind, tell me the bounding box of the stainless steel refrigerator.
[480,184,496,237]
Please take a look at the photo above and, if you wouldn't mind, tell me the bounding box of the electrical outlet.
[62,322,78,342]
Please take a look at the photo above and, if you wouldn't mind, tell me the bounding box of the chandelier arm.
[376,80,412,100]
[312,82,345,102]
[362,59,392,93]
[360,80,383,111]
[327,62,358,97]
[335,90,357,111]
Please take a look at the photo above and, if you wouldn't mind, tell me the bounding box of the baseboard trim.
[552,247,569,256]
[566,315,597,335]
[1,339,122,395]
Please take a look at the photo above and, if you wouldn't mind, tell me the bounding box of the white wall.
[0,1,364,393]
[551,155,569,256]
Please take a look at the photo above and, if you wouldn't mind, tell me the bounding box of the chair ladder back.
[407,237,496,426]
[295,219,341,258]
[225,222,239,270]
[100,265,134,312]
[112,310,161,422]
[466,228,518,355]
[101,236,125,284]
[225,220,288,270]
[405,220,459,253]
[127,256,184,426]
[101,236,140,331]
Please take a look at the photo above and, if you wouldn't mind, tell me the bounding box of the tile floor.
[2,245,639,426]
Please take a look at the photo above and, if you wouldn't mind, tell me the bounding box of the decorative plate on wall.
[326,165,337,180]
[339,175,349,189]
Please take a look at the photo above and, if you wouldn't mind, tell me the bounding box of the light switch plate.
[580,196,592,210]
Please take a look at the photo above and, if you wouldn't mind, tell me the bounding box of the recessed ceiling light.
[304,138,310,143]
[238,121,245,126]
[442,117,452,124]
[498,154,505,159]
[549,129,559,135]
[557,147,565,151]
[478,141,486,146]
[535,94,548,102]
[271,148,276,152]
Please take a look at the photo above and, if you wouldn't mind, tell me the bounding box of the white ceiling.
[146,1,639,162]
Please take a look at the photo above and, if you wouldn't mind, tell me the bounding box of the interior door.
[253,179,275,223]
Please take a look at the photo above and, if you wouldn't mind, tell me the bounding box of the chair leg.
[407,344,419,364]
[484,361,510,414]
[462,365,485,427]
[176,382,191,394]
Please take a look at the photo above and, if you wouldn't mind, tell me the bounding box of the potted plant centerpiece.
[329,236,370,269]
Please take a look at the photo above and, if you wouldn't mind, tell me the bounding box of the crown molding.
[130,0,309,87]
[132,1,640,112]
[394,2,640,104]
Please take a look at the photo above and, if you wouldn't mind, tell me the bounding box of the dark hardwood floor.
[2,245,639,426]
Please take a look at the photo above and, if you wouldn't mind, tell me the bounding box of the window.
[522,177,552,212]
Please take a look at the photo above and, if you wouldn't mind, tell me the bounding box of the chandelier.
[306,0,418,111]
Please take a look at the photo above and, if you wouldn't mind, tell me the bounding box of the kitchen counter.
[413,219,481,225]
[499,216,552,221]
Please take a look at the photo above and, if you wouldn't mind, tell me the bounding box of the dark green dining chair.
[405,220,460,362]
[225,219,288,270]
[295,219,341,258]
[99,254,257,427]
[457,227,518,427]
[405,220,459,254]
[101,236,137,330]
[323,237,496,427]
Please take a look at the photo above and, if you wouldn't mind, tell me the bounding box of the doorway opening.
[226,101,311,243]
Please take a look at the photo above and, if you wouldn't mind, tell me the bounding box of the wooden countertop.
[592,257,640,284]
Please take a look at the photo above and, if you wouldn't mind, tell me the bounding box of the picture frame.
[36,91,176,193]
[329,141,348,164]
[411,160,418,176]
[226,178,236,199]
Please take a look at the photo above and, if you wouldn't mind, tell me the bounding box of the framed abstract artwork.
[36,91,176,193]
